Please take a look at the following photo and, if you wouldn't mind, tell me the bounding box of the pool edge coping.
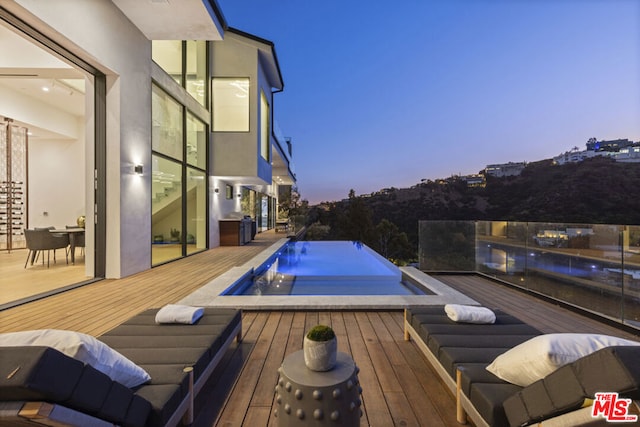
[178,239,479,310]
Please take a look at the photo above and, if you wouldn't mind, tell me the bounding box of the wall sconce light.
[214,188,219,193]
[134,164,143,175]
[237,193,242,198]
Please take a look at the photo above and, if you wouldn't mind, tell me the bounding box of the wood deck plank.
[355,312,403,393]
[385,391,421,427]
[435,274,639,340]
[213,311,272,427]
[0,232,284,335]
[251,312,293,407]
[344,312,395,426]
[330,311,351,354]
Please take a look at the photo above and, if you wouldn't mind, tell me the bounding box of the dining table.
[50,228,85,264]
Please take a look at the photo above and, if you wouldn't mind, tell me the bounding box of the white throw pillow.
[0,329,151,388]
[486,333,640,387]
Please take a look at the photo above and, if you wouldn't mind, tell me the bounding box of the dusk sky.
[218,0,640,205]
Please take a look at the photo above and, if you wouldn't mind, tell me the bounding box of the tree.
[373,219,414,264]
[338,189,374,243]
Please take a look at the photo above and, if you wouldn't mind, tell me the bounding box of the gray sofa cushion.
[427,334,537,355]
[0,346,82,402]
[471,383,522,427]
[458,363,508,396]
[99,307,241,427]
[68,364,112,413]
[439,347,512,378]
[408,306,542,427]
[0,346,151,427]
[504,345,640,427]
[135,384,182,427]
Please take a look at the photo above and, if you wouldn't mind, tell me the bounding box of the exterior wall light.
[134,164,143,175]
[214,188,220,193]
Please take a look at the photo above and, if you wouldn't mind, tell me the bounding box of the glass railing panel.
[419,220,476,271]
[523,223,624,321]
[419,220,638,331]
[623,225,640,329]
[476,221,529,283]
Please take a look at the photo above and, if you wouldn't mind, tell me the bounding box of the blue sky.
[217,0,640,204]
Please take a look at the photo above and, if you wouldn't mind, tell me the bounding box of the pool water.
[224,241,427,296]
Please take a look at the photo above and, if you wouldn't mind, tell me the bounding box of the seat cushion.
[99,307,241,427]
[439,347,510,378]
[0,346,150,427]
[470,383,522,427]
[503,345,640,427]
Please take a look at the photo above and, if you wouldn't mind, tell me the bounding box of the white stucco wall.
[209,178,243,246]
[28,134,85,230]
[211,35,274,184]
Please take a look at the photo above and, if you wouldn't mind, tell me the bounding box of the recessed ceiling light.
[41,86,50,92]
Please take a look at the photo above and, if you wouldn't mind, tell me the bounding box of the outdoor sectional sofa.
[404,306,640,427]
[0,307,242,427]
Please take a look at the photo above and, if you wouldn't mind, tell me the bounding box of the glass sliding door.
[151,155,182,264]
[0,14,101,307]
[185,113,207,255]
[186,168,206,255]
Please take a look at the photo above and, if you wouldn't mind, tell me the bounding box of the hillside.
[308,157,640,250]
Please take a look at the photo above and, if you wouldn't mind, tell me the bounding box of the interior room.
[0,20,93,306]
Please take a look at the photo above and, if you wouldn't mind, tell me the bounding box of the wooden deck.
[199,310,461,427]
[0,231,286,335]
[433,274,639,340]
[1,238,638,426]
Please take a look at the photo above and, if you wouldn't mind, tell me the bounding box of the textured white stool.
[274,351,362,426]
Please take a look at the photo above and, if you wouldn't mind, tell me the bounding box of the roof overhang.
[112,0,226,40]
[272,144,296,186]
[227,28,284,91]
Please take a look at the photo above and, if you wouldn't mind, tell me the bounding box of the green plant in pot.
[303,325,337,371]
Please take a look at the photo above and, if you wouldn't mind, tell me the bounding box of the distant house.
[553,148,603,165]
[615,146,640,163]
[461,174,486,187]
[586,138,635,152]
[484,162,526,177]
[554,139,640,165]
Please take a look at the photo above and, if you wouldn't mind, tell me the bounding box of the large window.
[186,40,206,106]
[186,112,206,169]
[152,85,183,160]
[260,90,270,161]
[152,41,182,85]
[151,85,208,265]
[153,40,207,106]
[213,78,249,132]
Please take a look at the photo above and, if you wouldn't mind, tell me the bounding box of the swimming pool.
[223,241,427,296]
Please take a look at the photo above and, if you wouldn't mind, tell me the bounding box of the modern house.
[0,0,295,303]
[484,161,526,177]
[554,139,640,165]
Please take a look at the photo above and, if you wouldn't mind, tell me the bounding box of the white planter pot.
[303,336,337,371]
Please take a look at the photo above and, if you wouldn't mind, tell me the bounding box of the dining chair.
[23,228,70,268]
[66,225,85,258]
